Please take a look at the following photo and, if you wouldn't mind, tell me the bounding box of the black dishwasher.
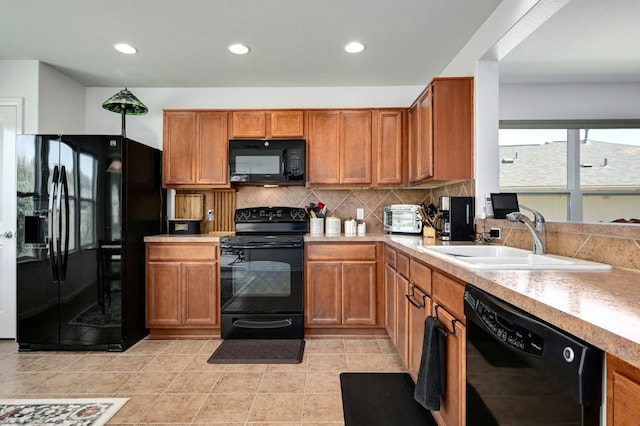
[464,285,603,426]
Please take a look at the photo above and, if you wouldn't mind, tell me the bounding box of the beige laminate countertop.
[145,232,640,368]
[379,235,640,370]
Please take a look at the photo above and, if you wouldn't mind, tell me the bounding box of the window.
[499,121,640,222]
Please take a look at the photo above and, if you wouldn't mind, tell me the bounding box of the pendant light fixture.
[102,88,148,139]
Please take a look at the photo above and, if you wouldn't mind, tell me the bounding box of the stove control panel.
[234,207,307,223]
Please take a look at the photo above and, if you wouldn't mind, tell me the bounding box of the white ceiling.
[1,0,638,88]
[500,0,640,83]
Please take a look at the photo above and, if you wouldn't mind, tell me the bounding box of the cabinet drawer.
[147,243,218,261]
[307,243,377,261]
[410,258,431,293]
[385,246,397,269]
[432,271,465,322]
[397,253,409,278]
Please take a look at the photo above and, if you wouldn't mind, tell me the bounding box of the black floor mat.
[207,339,305,364]
[340,372,438,426]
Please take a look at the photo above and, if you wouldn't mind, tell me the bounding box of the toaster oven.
[383,204,423,234]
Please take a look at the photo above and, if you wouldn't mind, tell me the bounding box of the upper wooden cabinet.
[230,110,304,139]
[306,109,406,187]
[409,77,474,184]
[163,110,229,188]
[374,110,406,186]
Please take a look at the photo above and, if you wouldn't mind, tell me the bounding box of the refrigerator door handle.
[59,166,70,281]
[49,165,60,282]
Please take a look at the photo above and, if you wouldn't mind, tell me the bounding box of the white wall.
[0,60,39,133]
[85,86,423,150]
[500,83,640,120]
[0,60,86,134]
[38,63,86,134]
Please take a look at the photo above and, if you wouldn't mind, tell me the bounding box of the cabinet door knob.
[2,231,13,239]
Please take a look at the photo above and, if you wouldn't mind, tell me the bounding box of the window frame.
[499,119,640,222]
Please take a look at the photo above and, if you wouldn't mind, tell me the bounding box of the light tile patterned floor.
[0,337,406,425]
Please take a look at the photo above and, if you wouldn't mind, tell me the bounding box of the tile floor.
[0,336,406,425]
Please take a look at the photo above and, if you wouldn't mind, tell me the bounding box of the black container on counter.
[168,219,201,234]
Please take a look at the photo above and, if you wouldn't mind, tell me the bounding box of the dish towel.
[413,315,446,410]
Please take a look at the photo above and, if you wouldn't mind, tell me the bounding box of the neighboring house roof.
[499,140,640,189]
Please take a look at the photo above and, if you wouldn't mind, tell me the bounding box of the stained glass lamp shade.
[102,88,148,138]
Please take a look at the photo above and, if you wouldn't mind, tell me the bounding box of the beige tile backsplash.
[480,218,640,271]
[235,180,475,235]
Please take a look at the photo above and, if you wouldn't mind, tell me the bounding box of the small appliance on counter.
[436,196,475,241]
[168,193,203,234]
[383,204,423,234]
[167,219,201,234]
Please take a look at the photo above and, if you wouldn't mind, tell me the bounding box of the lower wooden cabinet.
[407,258,433,381]
[145,241,219,338]
[305,243,382,329]
[432,303,466,426]
[431,271,466,426]
[388,249,467,426]
[407,283,432,382]
[607,354,640,425]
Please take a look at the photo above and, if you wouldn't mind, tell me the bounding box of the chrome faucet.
[506,205,546,254]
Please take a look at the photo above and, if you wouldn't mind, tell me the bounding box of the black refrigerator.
[16,134,163,351]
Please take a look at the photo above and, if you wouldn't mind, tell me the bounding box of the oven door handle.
[225,243,303,249]
[232,318,293,329]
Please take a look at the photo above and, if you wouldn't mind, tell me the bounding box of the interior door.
[0,101,20,338]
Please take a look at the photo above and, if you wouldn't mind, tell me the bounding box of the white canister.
[310,217,324,235]
[344,219,357,236]
[357,222,366,236]
[325,217,341,236]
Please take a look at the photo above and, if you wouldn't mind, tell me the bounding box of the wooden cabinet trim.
[307,243,377,261]
[385,246,397,269]
[396,253,409,278]
[409,258,432,294]
[147,243,218,261]
[432,270,466,323]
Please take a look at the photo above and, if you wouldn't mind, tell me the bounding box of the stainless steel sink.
[416,245,611,270]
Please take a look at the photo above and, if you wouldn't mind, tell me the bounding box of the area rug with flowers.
[0,397,128,425]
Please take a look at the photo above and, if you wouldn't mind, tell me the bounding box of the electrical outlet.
[490,227,501,239]
[356,208,364,221]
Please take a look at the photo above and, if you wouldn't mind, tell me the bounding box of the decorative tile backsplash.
[480,218,640,271]
[236,180,475,234]
[178,179,640,271]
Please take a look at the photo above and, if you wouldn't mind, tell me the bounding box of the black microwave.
[229,139,305,185]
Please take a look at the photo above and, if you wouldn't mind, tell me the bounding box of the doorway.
[0,99,22,338]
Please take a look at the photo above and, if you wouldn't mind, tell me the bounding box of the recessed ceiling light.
[114,43,138,55]
[344,41,365,53]
[228,43,250,55]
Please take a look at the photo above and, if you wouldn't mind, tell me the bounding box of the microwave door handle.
[281,149,287,174]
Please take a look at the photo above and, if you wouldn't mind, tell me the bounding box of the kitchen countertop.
[380,235,640,370]
[145,232,640,368]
